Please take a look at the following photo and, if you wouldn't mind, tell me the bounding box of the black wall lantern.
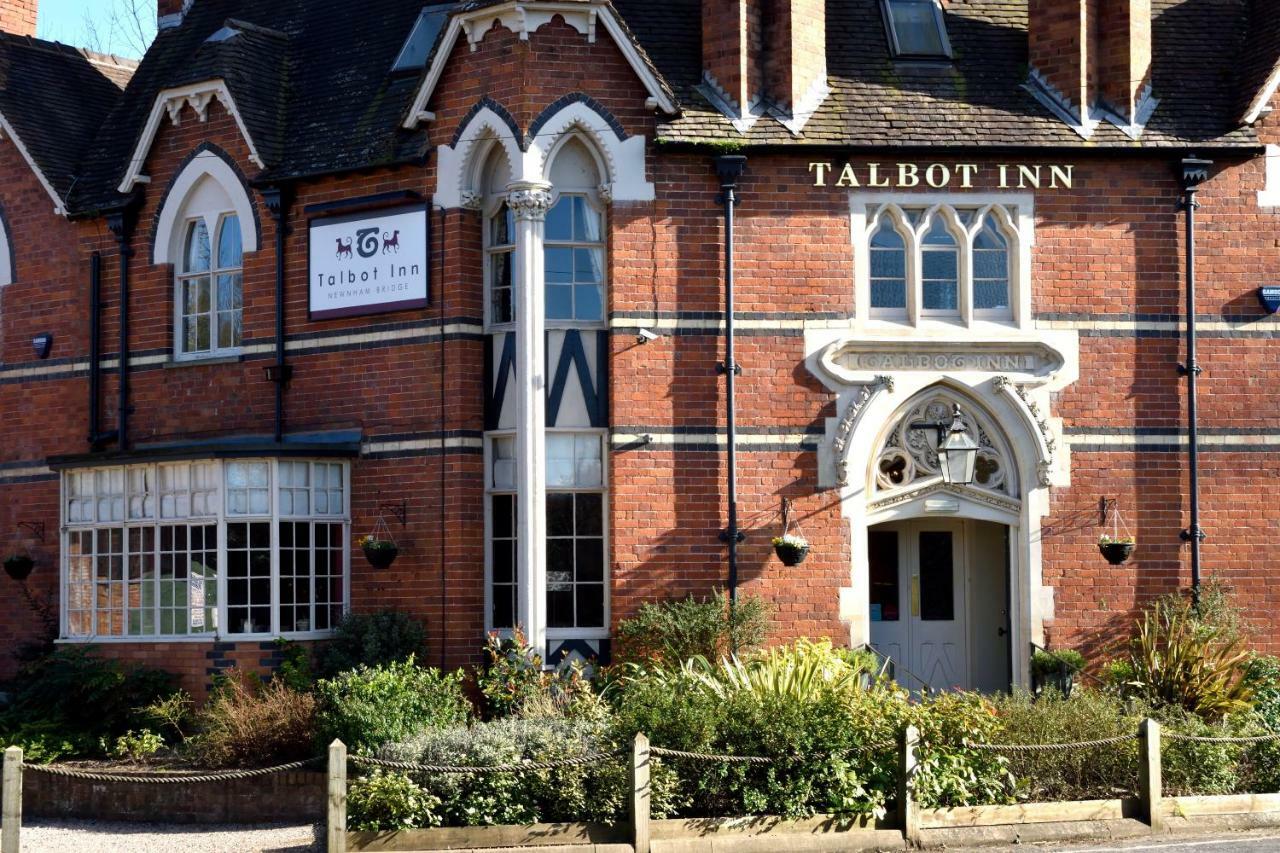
[32,332,52,360]
[910,404,979,486]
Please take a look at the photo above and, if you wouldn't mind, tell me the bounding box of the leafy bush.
[191,671,318,768]
[0,646,173,756]
[349,770,443,830]
[111,729,165,762]
[907,691,1012,809]
[987,689,1142,802]
[614,591,770,667]
[315,611,429,677]
[379,715,636,826]
[141,691,194,743]
[315,658,471,754]
[477,630,603,721]
[1112,594,1252,720]
[1030,649,1085,676]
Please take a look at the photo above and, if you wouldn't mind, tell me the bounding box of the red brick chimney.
[1027,0,1154,136]
[0,0,38,38]
[763,0,828,125]
[702,0,828,131]
[702,0,765,121]
[157,0,190,29]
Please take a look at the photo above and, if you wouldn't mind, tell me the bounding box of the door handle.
[997,627,1008,637]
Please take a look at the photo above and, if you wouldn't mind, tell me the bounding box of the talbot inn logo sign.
[309,204,429,319]
[808,162,1075,190]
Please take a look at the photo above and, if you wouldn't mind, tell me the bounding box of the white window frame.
[543,191,608,331]
[0,208,12,287]
[879,0,953,60]
[483,199,516,331]
[544,428,609,640]
[59,458,350,643]
[853,194,1033,332]
[483,429,610,640]
[174,212,244,361]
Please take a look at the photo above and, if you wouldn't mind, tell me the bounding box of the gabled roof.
[70,0,440,213]
[1237,0,1280,125]
[618,0,1262,149]
[0,33,134,212]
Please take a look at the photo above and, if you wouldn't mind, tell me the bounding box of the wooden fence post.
[631,733,651,853]
[899,725,920,846]
[2,746,21,853]
[1139,718,1163,833]
[328,739,347,853]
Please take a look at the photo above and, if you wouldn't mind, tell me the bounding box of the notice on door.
[309,204,429,319]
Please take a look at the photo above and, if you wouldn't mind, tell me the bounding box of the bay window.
[62,459,349,640]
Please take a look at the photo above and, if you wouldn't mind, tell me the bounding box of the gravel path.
[16,819,321,852]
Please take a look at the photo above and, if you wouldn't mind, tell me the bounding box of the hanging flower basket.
[359,536,399,570]
[772,534,810,567]
[3,554,34,581]
[1098,536,1135,566]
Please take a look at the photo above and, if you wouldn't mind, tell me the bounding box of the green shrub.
[141,690,194,743]
[614,591,770,667]
[987,689,1142,802]
[1244,655,1280,730]
[348,770,443,830]
[0,646,173,756]
[476,630,604,721]
[315,611,429,677]
[315,658,471,754]
[275,639,315,691]
[191,671,318,768]
[1115,594,1252,720]
[907,691,1013,809]
[111,729,165,762]
[1030,649,1085,676]
[380,715,634,826]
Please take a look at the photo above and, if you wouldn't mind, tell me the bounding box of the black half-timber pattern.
[546,329,606,429]
[485,332,517,432]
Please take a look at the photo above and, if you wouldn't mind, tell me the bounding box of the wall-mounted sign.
[808,162,1075,190]
[309,204,429,319]
[1260,287,1280,315]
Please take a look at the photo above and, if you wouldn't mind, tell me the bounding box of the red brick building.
[2,0,1279,696]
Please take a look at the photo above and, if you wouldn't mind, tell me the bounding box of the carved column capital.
[506,180,553,221]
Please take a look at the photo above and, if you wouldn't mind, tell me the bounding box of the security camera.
[636,328,661,344]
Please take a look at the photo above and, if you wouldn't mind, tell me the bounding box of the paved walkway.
[16,820,321,852]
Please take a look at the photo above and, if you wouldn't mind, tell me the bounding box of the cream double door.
[868,519,970,691]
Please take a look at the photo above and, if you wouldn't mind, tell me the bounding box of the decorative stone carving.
[506,182,553,221]
[832,375,893,487]
[993,375,1057,487]
[872,390,1017,499]
[869,480,1021,515]
[818,337,1067,386]
[460,190,483,211]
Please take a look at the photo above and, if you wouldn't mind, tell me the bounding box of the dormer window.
[881,0,952,59]
[392,6,453,73]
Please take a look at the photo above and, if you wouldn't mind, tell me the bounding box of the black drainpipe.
[263,187,293,443]
[1178,156,1212,606]
[87,251,117,449]
[106,211,134,450]
[714,155,748,609]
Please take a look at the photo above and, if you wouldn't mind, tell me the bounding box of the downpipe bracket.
[716,361,743,376]
[1177,363,1203,377]
[1180,527,1207,543]
[719,529,746,544]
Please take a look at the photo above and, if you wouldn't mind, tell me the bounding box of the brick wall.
[0,0,37,37]
[2,12,1280,695]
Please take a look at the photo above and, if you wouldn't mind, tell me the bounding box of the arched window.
[0,208,12,287]
[973,215,1010,314]
[487,203,515,326]
[921,218,959,314]
[545,136,606,326]
[178,214,243,356]
[154,150,257,361]
[869,219,907,312]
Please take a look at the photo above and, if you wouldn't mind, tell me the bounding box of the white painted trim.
[1244,62,1280,126]
[0,207,11,287]
[403,1,675,131]
[1258,145,1280,207]
[119,80,267,194]
[0,112,66,215]
[152,149,259,265]
[435,107,526,210]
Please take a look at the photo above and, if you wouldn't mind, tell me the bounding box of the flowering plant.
[771,533,809,548]
[358,535,396,550]
[1098,534,1136,545]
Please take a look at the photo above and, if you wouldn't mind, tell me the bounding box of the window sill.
[166,353,244,369]
[57,630,338,644]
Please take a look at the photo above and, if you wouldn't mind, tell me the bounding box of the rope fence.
[965,733,1141,753]
[21,756,323,784]
[348,750,626,775]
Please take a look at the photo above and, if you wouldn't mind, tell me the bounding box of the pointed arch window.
[921,219,959,314]
[869,220,907,312]
[973,215,1010,313]
[487,202,516,326]
[178,213,243,357]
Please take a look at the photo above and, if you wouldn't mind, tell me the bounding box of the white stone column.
[508,180,553,660]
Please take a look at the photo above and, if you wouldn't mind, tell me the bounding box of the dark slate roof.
[70,0,446,213]
[619,0,1262,149]
[1236,0,1280,123]
[0,33,134,202]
